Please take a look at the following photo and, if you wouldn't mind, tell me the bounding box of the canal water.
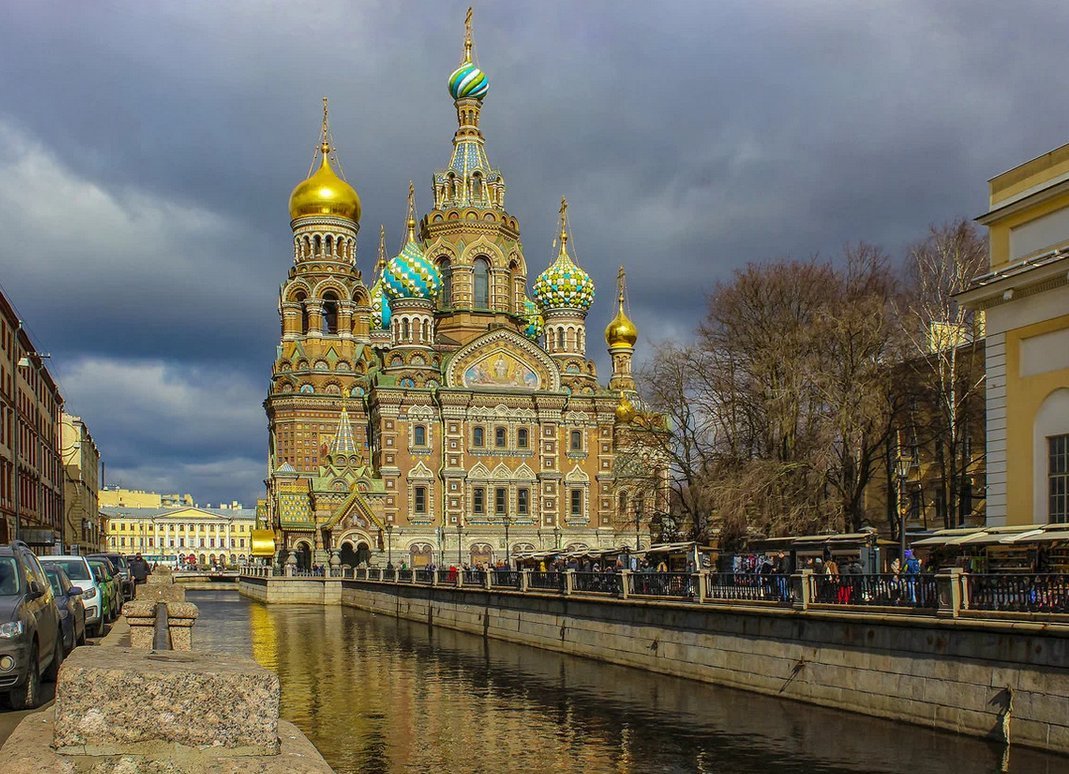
[189,590,1063,773]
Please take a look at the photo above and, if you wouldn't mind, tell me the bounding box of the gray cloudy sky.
[0,1,1065,506]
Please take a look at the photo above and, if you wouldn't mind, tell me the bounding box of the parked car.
[40,555,105,638]
[42,564,86,653]
[86,558,120,622]
[0,541,63,709]
[89,553,134,602]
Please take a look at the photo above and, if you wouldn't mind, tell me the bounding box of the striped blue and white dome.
[383,239,441,301]
[449,61,489,101]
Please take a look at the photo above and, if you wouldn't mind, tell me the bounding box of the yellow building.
[60,413,105,553]
[960,142,1069,525]
[101,504,256,567]
[99,487,194,509]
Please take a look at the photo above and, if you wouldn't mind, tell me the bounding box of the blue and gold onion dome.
[449,60,489,101]
[533,249,595,312]
[383,238,441,301]
[522,297,544,340]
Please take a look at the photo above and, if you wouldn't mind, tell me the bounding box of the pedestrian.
[130,553,152,585]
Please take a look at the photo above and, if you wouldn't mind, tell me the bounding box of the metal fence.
[528,571,563,591]
[490,570,520,589]
[628,572,694,598]
[572,572,620,595]
[706,573,793,603]
[965,574,1069,614]
[808,573,937,608]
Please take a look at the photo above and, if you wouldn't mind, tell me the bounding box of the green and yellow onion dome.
[370,278,391,329]
[383,238,441,301]
[522,297,544,340]
[533,252,595,311]
[289,144,361,222]
[449,61,489,100]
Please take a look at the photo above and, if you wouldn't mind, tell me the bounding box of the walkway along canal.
[238,568,1069,757]
[192,589,1067,773]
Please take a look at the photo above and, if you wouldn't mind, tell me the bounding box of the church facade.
[262,13,666,569]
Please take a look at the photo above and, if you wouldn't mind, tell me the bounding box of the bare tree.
[900,219,987,528]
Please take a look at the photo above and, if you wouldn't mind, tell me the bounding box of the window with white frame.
[517,487,529,516]
[414,486,428,515]
[413,424,427,447]
[473,486,486,515]
[1051,434,1069,523]
[570,489,583,518]
[495,487,507,515]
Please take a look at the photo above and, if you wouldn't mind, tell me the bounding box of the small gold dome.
[289,144,361,222]
[615,394,637,423]
[605,306,638,349]
[605,265,637,348]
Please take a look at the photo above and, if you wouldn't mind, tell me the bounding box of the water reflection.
[189,590,1062,774]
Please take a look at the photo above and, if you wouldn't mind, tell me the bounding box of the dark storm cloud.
[0,0,1066,504]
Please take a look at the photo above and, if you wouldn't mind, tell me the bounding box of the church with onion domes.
[261,10,668,569]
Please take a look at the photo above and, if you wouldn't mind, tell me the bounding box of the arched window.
[438,258,452,308]
[295,292,309,334]
[495,426,507,448]
[473,257,490,308]
[509,260,520,314]
[321,292,339,334]
[557,328,565,350]
[402,318,410,340]
[517,428,529,449]
[618,491,629,517]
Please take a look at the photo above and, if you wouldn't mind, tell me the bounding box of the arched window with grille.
[473,257,490,308]
[438,258,452,308]
[321,292,339,334]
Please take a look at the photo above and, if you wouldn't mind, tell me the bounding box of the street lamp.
[385,524,393,567]
[436,525,444,566]
[894,431,911,567]
[634,505,642,552]
[502,511,512,569]
[552,525,561,550]
[456,523,464,566]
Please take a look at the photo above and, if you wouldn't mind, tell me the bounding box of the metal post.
[386,524,393,567]
[456,523,463,566]
[504,513,511,569]
[635,506,641,552]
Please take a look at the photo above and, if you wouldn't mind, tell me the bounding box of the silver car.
[40,556,105,637]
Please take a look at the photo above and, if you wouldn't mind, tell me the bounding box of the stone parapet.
[0,709,331,773]
[122,600,157,649]
[53,647,281,757]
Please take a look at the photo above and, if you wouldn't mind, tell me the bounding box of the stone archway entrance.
[339,540,372,567]
[470,542,494,567]
[294,541,312,570]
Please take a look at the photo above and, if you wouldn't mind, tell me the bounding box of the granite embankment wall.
[238,576,1069,754]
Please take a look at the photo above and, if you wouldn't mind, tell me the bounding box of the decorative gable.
[445,329,561,392]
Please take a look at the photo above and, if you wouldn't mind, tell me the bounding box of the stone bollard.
[484,570,493,590]
[520,568,530,593]
[123,601,157,649]
[563,569,575,596]
[166,601,200,651]
[937,567,964,618]
[618,570,630,599]
[791,569,813,611]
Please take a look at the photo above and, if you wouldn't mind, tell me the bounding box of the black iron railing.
[628,572,694,598]
[808,573,937,608]
[706,573,793,603]
[964,574,1069,613]
[528,571,563,591]
[571,572,620,594]
[490,570,520,588]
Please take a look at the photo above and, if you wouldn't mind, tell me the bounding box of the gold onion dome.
[288,99,361,222]
[605,266,638,348]
[615,394,637,423]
